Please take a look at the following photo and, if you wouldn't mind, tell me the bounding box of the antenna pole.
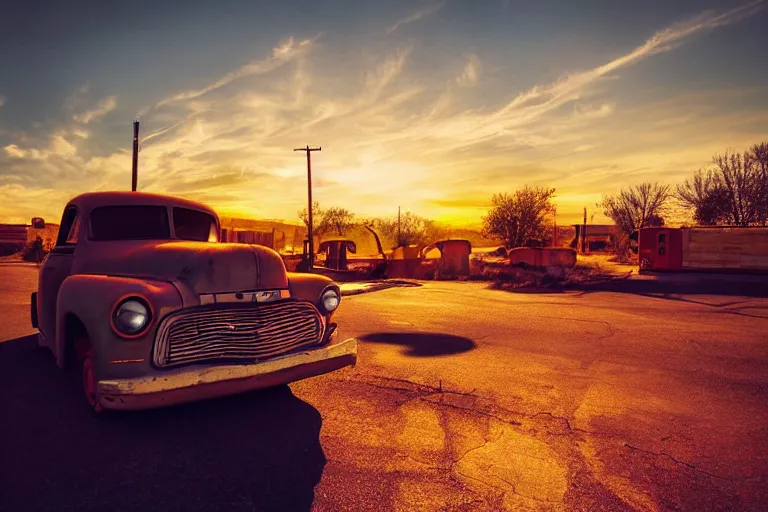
[131,119,140,192]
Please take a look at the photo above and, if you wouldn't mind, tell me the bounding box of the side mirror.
[31,217,46,229]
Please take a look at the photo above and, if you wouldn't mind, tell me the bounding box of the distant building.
[570,224,616,252]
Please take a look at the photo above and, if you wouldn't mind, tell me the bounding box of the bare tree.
[746,142,768,226]
[600,182,670,236]
[481,185,555,248]
[714,150,767,226]
[297,201,326,237]
[675,169,730,225]
[675,141,768,227]
[375,212,446,248]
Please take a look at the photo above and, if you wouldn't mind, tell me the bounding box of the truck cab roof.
[67,191,217,217]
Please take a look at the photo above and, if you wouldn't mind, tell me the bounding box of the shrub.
[21,237,46,262]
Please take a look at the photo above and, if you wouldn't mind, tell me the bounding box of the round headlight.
[113,299,151,336]
[321,289,340,314]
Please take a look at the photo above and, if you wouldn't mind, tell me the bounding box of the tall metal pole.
[294,145,322,269]
[552,205,557,247]
[131,119,139,192]
[398,206,401,246]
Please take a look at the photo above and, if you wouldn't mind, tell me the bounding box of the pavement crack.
[362,375,477,397]
[453,430,505,465]
[419,396,523,427]
[529,411,597,436]
[351,375,606,441]
[394,453,450,472]
[533,315,616,345]
[623,443,735,481]
[533,411,573,433]
[359,380,417,395]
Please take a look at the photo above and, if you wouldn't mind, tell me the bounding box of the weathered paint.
[287,271,335,302]
[640,227,768,273]
[97,336,357,410]
[34,191,354,411]
[74,240,289,294]
[420,239,473,276]
[54,274,183,379]
[507,247,577,268]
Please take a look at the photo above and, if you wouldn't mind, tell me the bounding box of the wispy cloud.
[64,84,90,111]
[4,129,85,160]
[386,1,446,34]
[73,95,117,124]
[395,0,766,156]
[456,54,480,87]
[3,145,27,159]
[1,1,766,227]
[153,36,315,109]
[492,0,766,125]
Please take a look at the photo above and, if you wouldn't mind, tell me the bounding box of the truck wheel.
[73,335,103,414]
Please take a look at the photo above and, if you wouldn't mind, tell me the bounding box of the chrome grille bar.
[153,300,324,368]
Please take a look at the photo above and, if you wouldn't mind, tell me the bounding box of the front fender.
[56,275,182,378]
[287,272,335,303]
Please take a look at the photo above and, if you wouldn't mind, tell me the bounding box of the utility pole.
[131,119,140,192]
[398,206,401,247]
[581,207,588,253]
[552,205,557,247]
[294,145,322,269]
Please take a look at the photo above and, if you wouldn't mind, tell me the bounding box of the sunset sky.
[1,0,767,228]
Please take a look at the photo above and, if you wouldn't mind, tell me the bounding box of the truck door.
[655,230,671,269]
[38,206,80,343]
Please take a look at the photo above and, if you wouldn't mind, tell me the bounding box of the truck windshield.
[173,207,218,242]
[88,205,218,242]
[89,206,171,241]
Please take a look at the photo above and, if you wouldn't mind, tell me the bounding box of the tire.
[73,334,104,414]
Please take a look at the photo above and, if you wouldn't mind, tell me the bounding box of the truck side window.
[66,215,81,244]
[658,233,666,255]
[55,206,79,247]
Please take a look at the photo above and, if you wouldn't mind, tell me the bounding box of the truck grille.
[153,300,324,368]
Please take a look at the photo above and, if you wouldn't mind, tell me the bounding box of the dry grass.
[27,225,59,251]
[469,254,624,291]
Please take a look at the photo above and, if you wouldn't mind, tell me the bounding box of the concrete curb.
[568,274,768,297]
[340,280,423,296]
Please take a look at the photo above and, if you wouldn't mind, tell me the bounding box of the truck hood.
[73,241,289,294]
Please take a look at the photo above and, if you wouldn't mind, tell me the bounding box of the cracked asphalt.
[1,266,767,511]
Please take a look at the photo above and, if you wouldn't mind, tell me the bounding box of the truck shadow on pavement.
[0,335,326,512]
[359,332,476,356]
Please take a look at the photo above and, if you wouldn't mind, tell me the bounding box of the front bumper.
[96,337,357,411]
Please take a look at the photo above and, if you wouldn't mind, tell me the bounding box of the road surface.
[1,264,767,511]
